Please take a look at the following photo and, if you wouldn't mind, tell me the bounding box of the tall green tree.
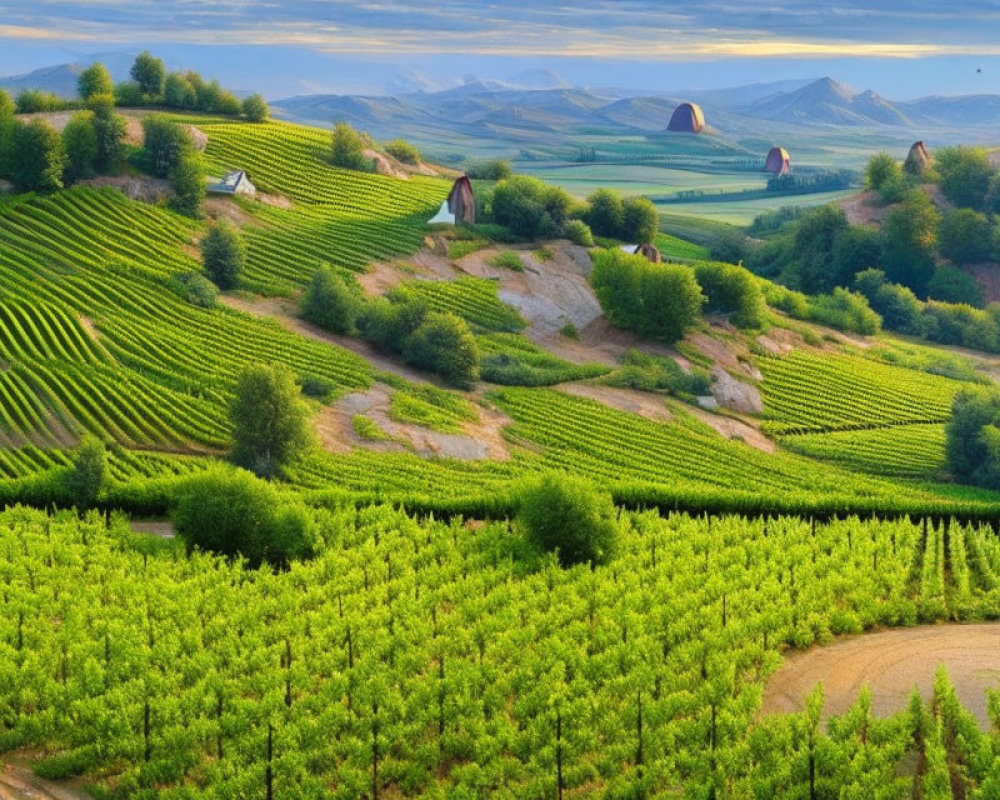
[171,151,205,218]
[584,189,625,238]
[934,146,995,209]
[163,72,197,109]
[792,204,849,294]
[242,93,269,122]
[10,118,67,192]
[201,221,246,288]
[130,51,166,97]
[881,191,939,296]
[331,122,370,172]
[621,196,659,244]
[142,114,192,177]
[937,208,992,265]
[66,435,106,509]
[230,364,313,478]
[62,111,98,183]
[77,62,114,101]
[85,94,127,172]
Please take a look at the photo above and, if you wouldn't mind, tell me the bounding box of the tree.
[584,189,625,238]
[113,81,143,106]
[62,111,98,183]
[926,266,984,307]
[694,261,766,329]
[863,152,906,203]
[945,387,1000,489]
[331,122,370,172]
[230,364,313,478]
[830,225,884,289]
[384,139,419,164]
[937,208,992,266]
[708,229,748,265]
[935,146,995,209]
[853,269,922,333]
[465,159,512,181]
[0,90,13,177]
[163,73,197,109]
[621,196,658,244]
[490,175,573,240]
[403,312,480,389]
[201,221,245,288]
[10,119,67,192]
[300,266,363,334]
[171,151,205,218]
[88,95,127,171]
[517,474,618,566]
[77,62,114,101]
[791,204,849,293]
[242,93,269,123]
[66,435,105,509]
[142,114,192,177]
[881,191,939,296]
[130,51,166,97]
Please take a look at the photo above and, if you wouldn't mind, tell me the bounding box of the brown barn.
[447,175,476,225]
[666,102,706,133]
[764,147,791,176]
[904,141,932,176]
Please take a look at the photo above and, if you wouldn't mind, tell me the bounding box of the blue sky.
[2,1,1000,97]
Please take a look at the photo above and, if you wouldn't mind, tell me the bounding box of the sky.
[2,1,1000,98]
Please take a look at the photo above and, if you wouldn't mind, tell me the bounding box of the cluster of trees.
[301,267,480,388]
[583,189,659,244]
[765,168,854,194]
[590,250,771,342]
[141,115,206,216]
[946,387,1000,489]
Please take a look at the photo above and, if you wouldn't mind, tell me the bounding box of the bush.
[584,189,625,238]
[171,151,205,218]
[65,435,105,509]
[621,196,659,244]
[465,159,512,181]
[863,153,907,204]
[927,266,984,307]
[10,118,66,192]
[164,73,197,109]
[403,312,480,389]
[517,474,618,567]
[606,349,711,397]
[242,93,269,122]
[693,261,766,329]
[172,467,320,568]
[760,280,810,319]
[490,175,573,240]
[300,266,362,334]
[357,292,428,352]
[230,364,313,478]
[331,122,371,172]
[707,229,748,264]
[946,388,1000,488]
[15,89,64,113]
[169,272,218,307]
[113,81,143,106]
[62,111,98,183]
[201,221,245,288]
[488,250,524,271]
[919,301,999,352]
[807,288,881,335]
[590,249,705,343]
[937,208,992,266]
[384,139,420,164]
[881,191,939,295]
[299,373,338,402]
[935,146,995,209]
[142,115,192,178]
[853,269,922,333]
[564,219,594,246]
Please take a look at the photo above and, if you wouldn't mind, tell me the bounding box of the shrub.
[171,151,205,218]
[65,435,105,509]
[164,73,197,109]
[919,301,999,352]
[937,208,993,266]
[113,81,143,106]
[169,272,218,307]
[517,474,618,567]
[357,292,429,352]
[935,146,995,209]
[299,373,338,402]
[584,189,625,238]
[384,139,420,164]
[142,115,192,178]
[693,261,766,329]
[15,89,64,113]
[10,118,66,192]
[590,249,705,343]
[606,349,710,397]
[465,159,513,181]
[864,152,907,204]
[946,388,1000,488]
[564,219,594,246]
[621,196,659,244]
[78,62,114,101]
[172,467,320,568]
[853,269,922,333]
[230,364,314,478]
[760,280,810,319]
[300,266,362,334]
[560,322,579,339]
[62,111,98,183]
[488,250,524,271]
[927,266,984,307]
[88,95,127,171]
[201,221,245,288]
[331,122,371,172]
[707,229,748,265]
[807,288,881,335]
[403,312,480,389]
[881,191,939,295]
[242,93,269,122]
[490,175,573,240]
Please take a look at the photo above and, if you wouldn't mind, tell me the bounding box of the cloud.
[4,0,1000,58]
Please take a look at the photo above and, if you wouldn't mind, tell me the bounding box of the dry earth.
[559,383,673,423]
[131,519,176,538]
[0,760,90,800]
[761,623,1000,728]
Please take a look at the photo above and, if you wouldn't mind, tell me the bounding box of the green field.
[654,189,857,226]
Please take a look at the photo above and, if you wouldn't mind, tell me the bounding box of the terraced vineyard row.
[401,277,527,332]
[757,351,959,434]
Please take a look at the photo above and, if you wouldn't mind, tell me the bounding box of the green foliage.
[926,265,984,307]
[201,221,246,289]
[831,224,884,289]
[490,175,573,239]
[605,349,711,397]
[881,191,939,295]
[919,301,999,352]
[621,195,659,244]
[10,118,66,192]
[130,50,166,97]
[559,321,579,339]
[791,204,850,294]
[853,269,922,333]
[170,151,205,218]
[584,188,625,238]
[518,473,618,566]
[693,260,766,329]
[113,81,143,106]
[230,363,314,478]
[707,228,748,264]
[465,159,513,181]
[300,266,362,334]
[934,146,995,209]
[590,249,705,343]
[142,114,192,178]
[352,414,389,440]
[946,387,1000,489]
[937,208,992,266]
[864,152,907,204]
[389,384,477,433]
[241,93,270,123]
[488,250,524,271]
[478,333,608,386]
[384,138,420,164]
[163,72,197,109]
[172,467,319,567]
[88,95,127,171]
[65,434,105,509]
[404,311,481,389]
[298,373,338,402]
[564,218,594,246]
[330,122,371,172]
[15,89,65,113]
[61,111,98,183]
[168,271,219,308]
[807,288,881,335]
[77,62,114,101]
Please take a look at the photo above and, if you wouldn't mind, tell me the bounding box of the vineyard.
[3,506,1000,798]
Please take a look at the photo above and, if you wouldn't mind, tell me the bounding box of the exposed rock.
[710,367,763,415]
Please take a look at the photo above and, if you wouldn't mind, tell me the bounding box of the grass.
[488,250,525,271]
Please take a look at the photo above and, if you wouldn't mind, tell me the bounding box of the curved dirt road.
[761,623,1000,728]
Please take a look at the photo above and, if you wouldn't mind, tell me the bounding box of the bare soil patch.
[0,759,90,800]
[840,190,889,227]
[205,196,267,228]
[559,383,672,423]
[761,623,1000,728]
[683,404,775,453]
[77,175,172,204]
[131,519,176,538]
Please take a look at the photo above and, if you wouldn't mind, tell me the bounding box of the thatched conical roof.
[764,147,791,175]
[904,141,932,176]
[635,243,662,263]
[667,102,705,133]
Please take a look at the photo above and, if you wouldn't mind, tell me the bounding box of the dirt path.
[131,519,175,538]
[0,761,90,800]
[761,623,1000,728]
